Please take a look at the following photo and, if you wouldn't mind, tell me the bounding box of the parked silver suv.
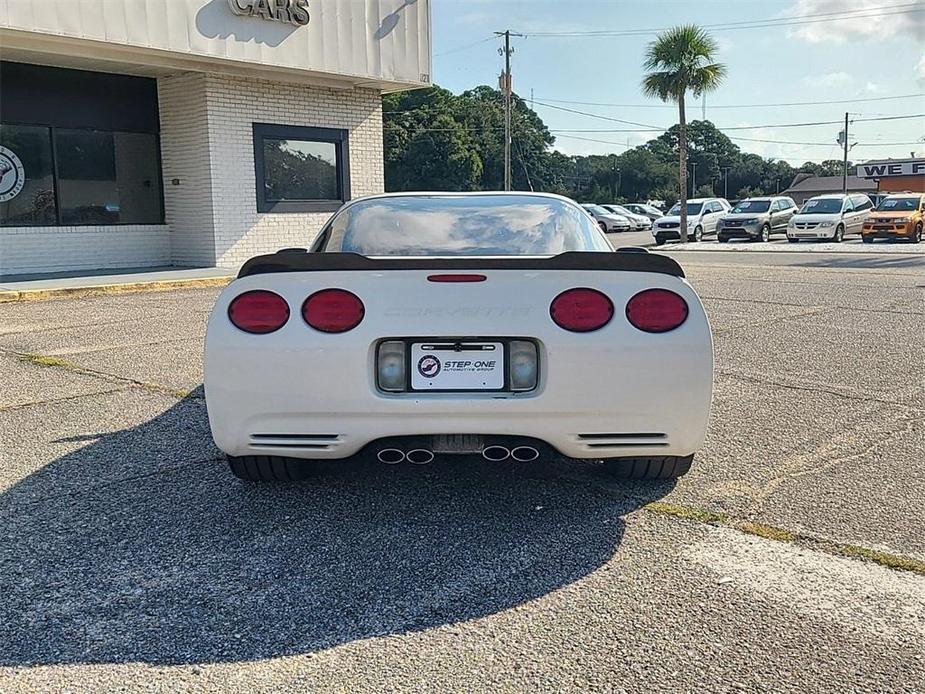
[717,196,798,243]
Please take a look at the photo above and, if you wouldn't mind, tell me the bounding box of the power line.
[532,100,924,131]
[530,93,925,110]
[522,3,924,37]
[433,36,496,57]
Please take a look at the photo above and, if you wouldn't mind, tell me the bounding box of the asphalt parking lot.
[2,250,924,692]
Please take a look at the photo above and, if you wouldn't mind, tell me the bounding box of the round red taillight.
[227,290,290,334]
[302,289,365,333]
[550,288,614,332]
[626,289,689,333]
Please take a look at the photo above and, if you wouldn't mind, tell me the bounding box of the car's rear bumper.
[205,271,713,462]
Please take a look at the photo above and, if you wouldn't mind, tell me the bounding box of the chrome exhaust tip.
[510,446,540,462]
[406,449,435,465]
[377,448,406,465]
[482,445,511,462]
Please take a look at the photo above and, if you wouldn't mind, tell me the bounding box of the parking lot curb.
[0,276,233,303]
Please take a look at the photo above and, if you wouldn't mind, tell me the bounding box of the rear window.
[318,195,612,255]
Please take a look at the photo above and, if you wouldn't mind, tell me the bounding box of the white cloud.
[784,0,925,44]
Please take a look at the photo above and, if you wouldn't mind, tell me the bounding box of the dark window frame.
[252,123,350,214]
[1,120,166,228]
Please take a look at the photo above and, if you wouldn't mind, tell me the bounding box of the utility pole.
[721,166,731,199]
[690,161,698,196]
[495,30,522,191]
[841,111,849,194]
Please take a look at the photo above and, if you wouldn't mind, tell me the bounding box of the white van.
[787,194,874,243]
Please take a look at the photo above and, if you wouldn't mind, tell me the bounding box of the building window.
[1,63,164,228]
[0,124,56,226]
[253,123,350,213]
[55,130,163,225]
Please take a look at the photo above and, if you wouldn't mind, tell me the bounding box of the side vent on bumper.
[576,433,668,450]
[248,433,342,451]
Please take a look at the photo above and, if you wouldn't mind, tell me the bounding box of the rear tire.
[227,455,319,481]
[602,455,693,480]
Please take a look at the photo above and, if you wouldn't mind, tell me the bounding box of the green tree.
[642,25,727,240]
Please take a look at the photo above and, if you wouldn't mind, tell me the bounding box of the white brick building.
[0,0,430,276]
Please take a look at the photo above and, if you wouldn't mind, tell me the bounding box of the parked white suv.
[654,197,732,244]
[787,193,874,243]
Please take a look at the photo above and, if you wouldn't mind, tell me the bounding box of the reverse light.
[377,341,406,391]
[509,340,538,391]
[302,289,365,333]
[625,289,689,334]
[227,290,290,334]
[550,288,614,332]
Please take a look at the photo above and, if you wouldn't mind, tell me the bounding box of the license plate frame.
[410,340,506,391]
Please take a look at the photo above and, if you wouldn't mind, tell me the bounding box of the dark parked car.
[717,196,798,243]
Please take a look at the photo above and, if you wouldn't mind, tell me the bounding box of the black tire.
[832,224,844,243]
[913,223,923,243]
[655,236,666,246]
[718,236,729,243]
[602,455,693,480]
[598,221,607,234]
[760,224,771,242]
[788,237,799,243]
[227,455,319,481]
[692,226,703,242]
[862,236,874,244]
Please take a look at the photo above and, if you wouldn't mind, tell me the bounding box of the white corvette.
[204,193,713,481]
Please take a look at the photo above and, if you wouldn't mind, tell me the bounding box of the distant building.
[781,174,877,205]
[856,158,925,195]
[1,0,432,277]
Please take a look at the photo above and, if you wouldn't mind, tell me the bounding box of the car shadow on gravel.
[1,392,675,667]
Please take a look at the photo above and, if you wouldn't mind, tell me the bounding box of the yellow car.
[862,193,924,243]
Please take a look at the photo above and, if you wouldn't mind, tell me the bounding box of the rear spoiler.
[238,249,684,279]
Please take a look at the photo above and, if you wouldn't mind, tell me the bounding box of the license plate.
[411,342,504,390]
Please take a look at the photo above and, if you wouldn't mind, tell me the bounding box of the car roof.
[809,194,850,200]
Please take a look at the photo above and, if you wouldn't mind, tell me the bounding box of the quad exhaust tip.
[377,448,405,465]
[481,445,511,462]
[406,448,435,465]
[511,446,540,462]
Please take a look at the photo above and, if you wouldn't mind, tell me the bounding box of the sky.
[429,0,925,165]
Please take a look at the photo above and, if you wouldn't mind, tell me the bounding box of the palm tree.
[642,25,726,242]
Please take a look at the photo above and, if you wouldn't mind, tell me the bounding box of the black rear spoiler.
[238,249,684,279]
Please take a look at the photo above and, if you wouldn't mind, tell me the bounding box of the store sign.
[858,160,925,179]
[0,146,25,203]
[227,0,310,26]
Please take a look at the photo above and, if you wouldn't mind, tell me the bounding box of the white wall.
[202,73,384,268]
[158,73,217,267]
[0,225,169,276]
[0,0,431,90]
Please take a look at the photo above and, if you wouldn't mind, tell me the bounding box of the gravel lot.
[1,251,924,692]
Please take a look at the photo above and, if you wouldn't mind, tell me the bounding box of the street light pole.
[690,161,698,196]
[721,166,731,199]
